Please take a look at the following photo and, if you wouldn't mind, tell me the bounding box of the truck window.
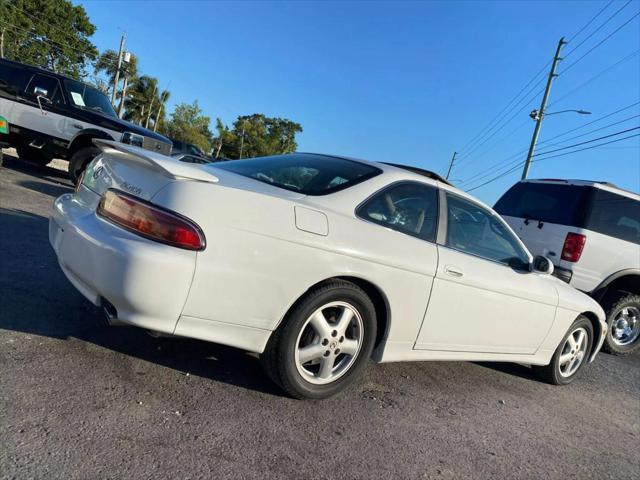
[587,190,640,244]
[494,183,590,227]
[0,62,31,96]
[25,74,64,105]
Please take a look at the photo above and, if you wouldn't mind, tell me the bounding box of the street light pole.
[521,37,566,180]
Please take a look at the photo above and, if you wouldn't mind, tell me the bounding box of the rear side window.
[587,190,640,244]
[494,182,589,227]
[214,154,382,195]
[0,62,31,95]
[356,182,439,242]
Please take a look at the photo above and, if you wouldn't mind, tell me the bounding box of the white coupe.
[50,141,607,399]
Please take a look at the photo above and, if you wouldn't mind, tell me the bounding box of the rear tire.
[16,144,52,166]
[261,279,377,399]
[533,316,593,385]
[69,145,101,184]
[602,293,640,356]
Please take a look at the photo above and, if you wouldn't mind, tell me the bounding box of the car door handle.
[72,123,83,129]
[444,265,464,277]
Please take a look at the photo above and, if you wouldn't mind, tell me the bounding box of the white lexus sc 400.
[50,141,606,399]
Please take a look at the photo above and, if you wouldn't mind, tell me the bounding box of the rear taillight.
[97,189,205,251]
[561,233,586,262]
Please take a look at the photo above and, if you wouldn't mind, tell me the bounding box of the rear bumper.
[49,190,197,334]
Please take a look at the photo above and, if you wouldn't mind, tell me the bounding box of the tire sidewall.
[605,294,640,355]
[279,285,377,399]
[550,317,594,385]
[69,146,100,183]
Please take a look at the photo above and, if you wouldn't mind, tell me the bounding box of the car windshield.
[63,79,117,117]
[213,154,382,195]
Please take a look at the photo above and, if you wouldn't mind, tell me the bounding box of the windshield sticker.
[70,92,86,107]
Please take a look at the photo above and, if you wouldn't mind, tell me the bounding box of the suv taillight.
[561,233,586,262]
[97,189,206,251]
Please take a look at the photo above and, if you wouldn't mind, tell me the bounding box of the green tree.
[123,75,158,126]
[94,48,138,104]
[161,101,214,154]
[215,114,303,159]
[0,0,97,78]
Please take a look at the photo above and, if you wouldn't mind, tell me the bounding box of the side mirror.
[532,255,554,275]
[34,86,50,98]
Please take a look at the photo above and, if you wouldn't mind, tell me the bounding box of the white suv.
[495,179,640,355]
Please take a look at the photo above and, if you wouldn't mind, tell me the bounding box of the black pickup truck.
[0,58,172,181]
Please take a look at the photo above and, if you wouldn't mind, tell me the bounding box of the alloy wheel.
[294,301,364,385]
[558,327,589,378]
[611,306,640,347]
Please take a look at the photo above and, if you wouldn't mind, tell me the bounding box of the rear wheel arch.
[67,129,113,156]
[592,270,640,303]
[275,275,391,350]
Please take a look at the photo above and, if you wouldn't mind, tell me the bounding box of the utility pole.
[111,33,126,105]
[239,121,246,159]
[117,74,128,118]
[445,151,457,180]
[521,37,566,180]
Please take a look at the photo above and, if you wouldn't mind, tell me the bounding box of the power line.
[537,101,640,144]
[534,132,640,163]
[3,0,90,45]
[465,132,639,192]
[559,10,640,75]
[456,84,545,164]
[459,101,640,186]
[562,0,633,59]
[457,64,549,156]
[567,0,615,42]
[533,126,640,157]
[549,50,639,108]
[539,114,640,148]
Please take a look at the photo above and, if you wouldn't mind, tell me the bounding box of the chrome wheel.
[294,301,364,385]
[558,327,588,378]
[611,306,640,347]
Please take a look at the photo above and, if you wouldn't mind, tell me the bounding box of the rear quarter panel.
[150,180,438,354]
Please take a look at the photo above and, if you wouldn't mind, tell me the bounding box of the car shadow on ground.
[2,153,72,183]
[0,206,282,397]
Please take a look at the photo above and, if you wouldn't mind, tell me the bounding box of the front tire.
[68,145,101,184]
[533,316,594,385]
[261,280,377,399]
[602,293,640,356]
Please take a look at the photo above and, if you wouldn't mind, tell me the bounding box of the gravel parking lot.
[1,153,639,480]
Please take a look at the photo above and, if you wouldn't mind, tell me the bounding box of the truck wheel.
[16,145,53,166]
[69,145,100,184]
[603,293,640,356]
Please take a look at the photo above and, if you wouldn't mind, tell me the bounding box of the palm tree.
[153,89,170,132]
[123,75,158,126]
[94,49,138,114]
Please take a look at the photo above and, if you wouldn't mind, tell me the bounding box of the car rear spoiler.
[93,139,219,183]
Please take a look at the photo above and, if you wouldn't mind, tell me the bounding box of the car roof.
[293,152,487,207]
[520,178,640,201]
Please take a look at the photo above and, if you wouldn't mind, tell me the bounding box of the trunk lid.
[81,140,219,201]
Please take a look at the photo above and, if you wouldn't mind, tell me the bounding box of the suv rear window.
[494,182,590,227]
[587,189,640,244]
[213,154,382,195]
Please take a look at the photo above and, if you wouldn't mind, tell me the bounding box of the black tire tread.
[533,315,594,386]
[261,279,375,399]
[602,293,640,356]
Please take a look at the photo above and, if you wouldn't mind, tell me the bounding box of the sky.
[78,0,640,203]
